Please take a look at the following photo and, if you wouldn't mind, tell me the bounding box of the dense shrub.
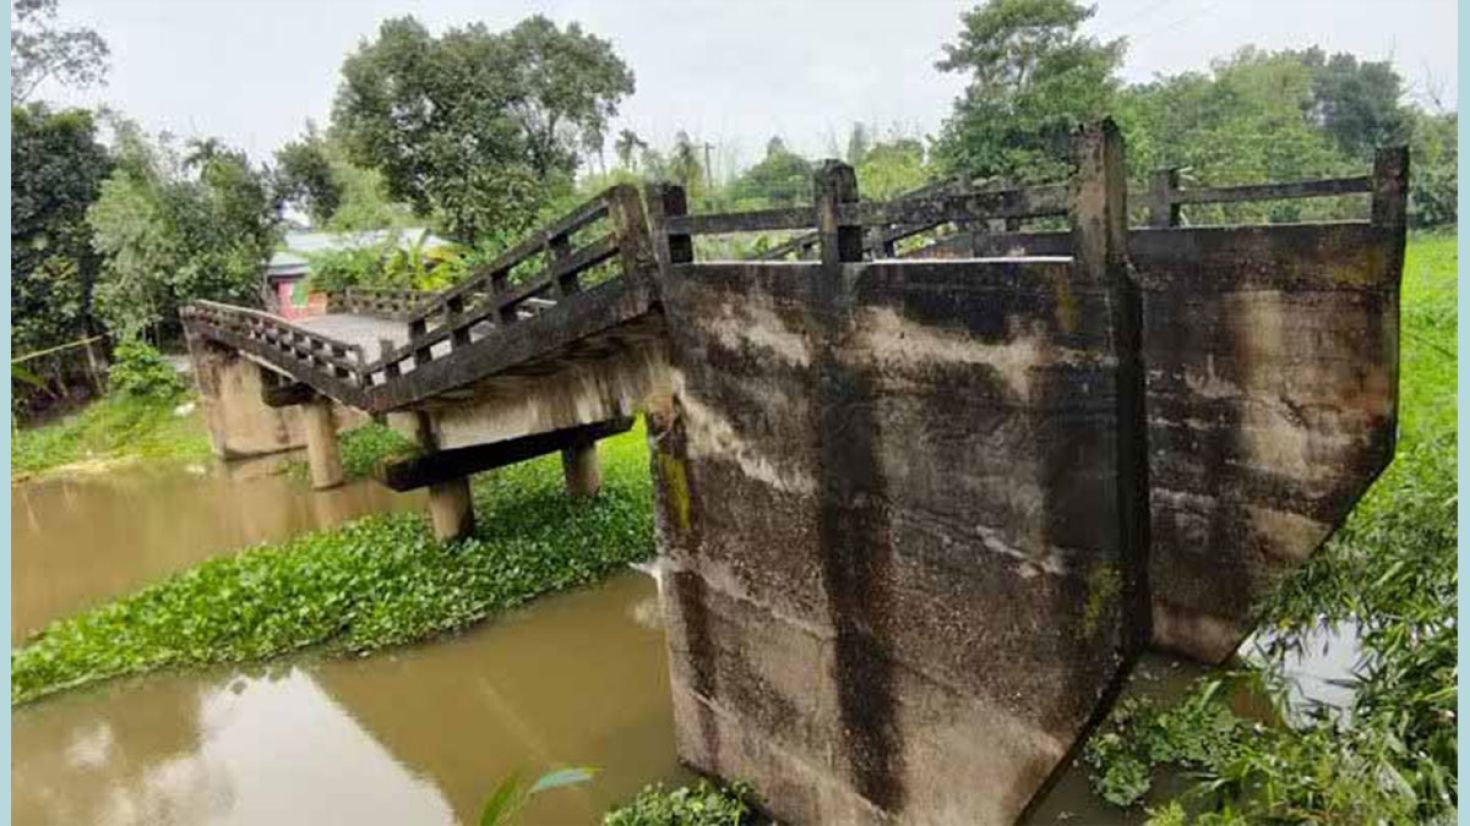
[106,340,186,400]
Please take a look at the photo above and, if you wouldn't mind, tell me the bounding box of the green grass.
[282,421,420,482]
[12,391,213,479]
[12,421,654,706]
[1085,232,1458,822]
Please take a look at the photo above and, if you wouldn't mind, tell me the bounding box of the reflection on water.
[13,455,1364,825]
[13,572,684,825]
[11,454,422,643]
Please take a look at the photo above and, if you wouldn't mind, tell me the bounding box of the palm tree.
[614,129,646,172]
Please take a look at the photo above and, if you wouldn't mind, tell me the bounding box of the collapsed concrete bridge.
[183,121,1408,824]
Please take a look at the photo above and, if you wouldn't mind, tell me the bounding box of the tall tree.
[88,125,279,339]
[845,123,871,166]
[669,131,704,196]
[1303,49,1410,159]
[332,14,634,241]
[274,123,342,227]
[614,128,646,171]
[11,104,112,354]
[726,137,812,207]
[856,136,930,200]
[933,0,1124,182]
[10,0,109,104]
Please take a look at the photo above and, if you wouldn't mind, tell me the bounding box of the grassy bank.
[11,392,212,481]
[1086,232,1458,822]
[282,421,419,483]
[13,421,654,705]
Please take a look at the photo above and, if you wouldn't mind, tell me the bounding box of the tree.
[614,128,646,171]
[88,124,279,339]
[933,0,1124,182]
[274,123,342,227]
[856,136,931,200]
[1115,47,1361,222]
[1304,49,1409,160]
[726,137,812,207]
[10,0,109,104]
[11,104,112,355]
[845,123,871,166]
[1406,109,1456,227]
[669,131,704,196]
[331,14,634,241]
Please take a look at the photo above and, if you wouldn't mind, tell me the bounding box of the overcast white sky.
[39,0,1459,177]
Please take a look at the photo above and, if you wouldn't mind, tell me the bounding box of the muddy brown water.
[12,458,1357,825]
[13,571,682,825]
[12,454,422,644]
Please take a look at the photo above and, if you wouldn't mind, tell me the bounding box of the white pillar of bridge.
[427,478,476,541]
[301,396,345,490]
[561,442,602,497]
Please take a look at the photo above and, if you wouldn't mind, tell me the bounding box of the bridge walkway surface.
[182,121,1409,825]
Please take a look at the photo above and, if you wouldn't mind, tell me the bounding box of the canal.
[12,456,1355,824]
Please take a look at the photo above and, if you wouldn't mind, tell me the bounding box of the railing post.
[1148,168,1181,228]
[548,233,578,297]
[607,184,655,281]
[409,317,431,369]
[446,295,470,349]
[1071,117,1150,656]
[1002,187,1023,232]
[379,338,400,381]
[645,183,693,274]
[1370,146,1409,231]
[1371,145,1410,291]
[813,160,863,267]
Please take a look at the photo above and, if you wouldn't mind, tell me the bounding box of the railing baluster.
[549,233,577,297]
[447,296,470,349]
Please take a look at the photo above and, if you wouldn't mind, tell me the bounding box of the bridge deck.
[295,314,409,362]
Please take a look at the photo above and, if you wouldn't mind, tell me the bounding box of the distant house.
[264,228,451,319]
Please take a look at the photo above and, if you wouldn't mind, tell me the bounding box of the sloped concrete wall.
[649,257,1137,824]
[944,223,1404,663]
[187,336,366,459]
[1132,223,1401,661]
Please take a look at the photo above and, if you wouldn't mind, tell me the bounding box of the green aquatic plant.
[13,423,654,704]
[603,779,756,826]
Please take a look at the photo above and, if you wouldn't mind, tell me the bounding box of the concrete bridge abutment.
[644,124,1407,824]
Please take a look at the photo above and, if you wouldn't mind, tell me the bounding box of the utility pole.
[702,142,714,193]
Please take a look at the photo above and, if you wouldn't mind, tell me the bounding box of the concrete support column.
[561,442,602,497]
[427,478,475,541]
[301,397,344,490]
[399,410,476,542]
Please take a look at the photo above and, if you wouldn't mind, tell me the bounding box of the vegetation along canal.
[12,571,683,824]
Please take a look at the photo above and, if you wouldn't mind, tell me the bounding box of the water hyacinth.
[14,422,655,705]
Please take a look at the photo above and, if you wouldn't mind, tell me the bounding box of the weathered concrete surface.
[301,396,345,490]
[649,257,1136,824]
[186,335,366,458]
[1132,223,1401,661]
[427,477,475,541]
[561,442,602,497]
[921,223,1404,664]
[430,325,669,450]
